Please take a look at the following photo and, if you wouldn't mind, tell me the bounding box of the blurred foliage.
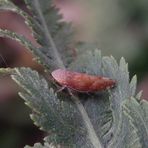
[55,0,148,78]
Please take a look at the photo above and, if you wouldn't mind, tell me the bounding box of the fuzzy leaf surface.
[11,67,103,147]
[0,29,54,69]
[10,49,145,148]
[123,97,148,147]
[0,0,75,69]
[24,0,75,68]
[69,49,142,148]
[25,142,58,148]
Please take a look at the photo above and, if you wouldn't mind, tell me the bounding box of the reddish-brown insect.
[51,69,116,92]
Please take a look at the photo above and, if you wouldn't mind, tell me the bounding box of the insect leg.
[56,85,67,93]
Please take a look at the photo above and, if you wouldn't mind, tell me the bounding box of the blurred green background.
[0,0,148,147]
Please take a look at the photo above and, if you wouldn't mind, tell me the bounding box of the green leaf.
[24,0,75,68]
[0,67,14,75]
[0,0,35,35]
[0,0,75,69]
[0,29,55,69]
[123,97,148,147]
[136,91,143,100]
[0,1,147,148]
[107,104,142,148]
[69,49,141,147]
[69,49,102,75]
[24,142,57,148]
[10,49,143,148]
[130,75,137,96]
[101,55,138,144]
[12,68,101,147]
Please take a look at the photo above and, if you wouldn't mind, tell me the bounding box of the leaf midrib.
[29,1,103,147]
[33,0,65,69]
